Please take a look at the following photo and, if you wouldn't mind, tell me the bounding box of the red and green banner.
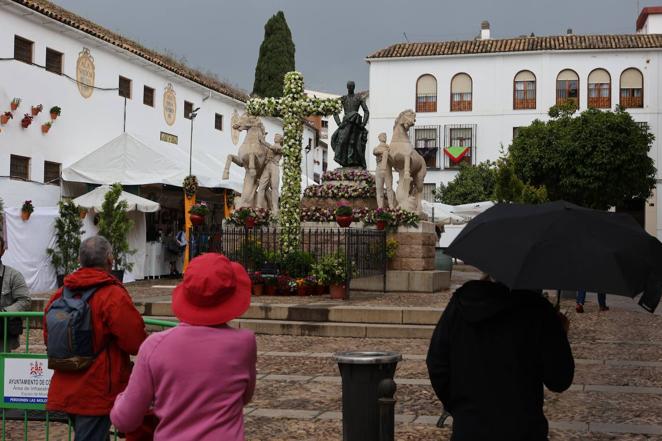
[444,146,470,163]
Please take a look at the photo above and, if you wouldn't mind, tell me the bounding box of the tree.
[510,105,656,210]
[252,11,296,98]
[434,161,497,205]
[46,200,85,276]
[97,183,134,271]
[495,156,548,204]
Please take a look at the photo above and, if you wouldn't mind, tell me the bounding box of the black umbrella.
[446,201,662,298]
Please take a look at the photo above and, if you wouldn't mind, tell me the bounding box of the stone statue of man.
[373,133,395,209]
[257,133,283,214]
[331,81,369,169]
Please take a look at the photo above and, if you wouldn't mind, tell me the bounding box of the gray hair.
[79,236,113,268]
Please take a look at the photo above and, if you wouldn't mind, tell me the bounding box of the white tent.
[73,185,160,213]
[422,200,495,224]
[62,133,244,192]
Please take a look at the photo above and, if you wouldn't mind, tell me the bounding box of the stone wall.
[387,221,437,271]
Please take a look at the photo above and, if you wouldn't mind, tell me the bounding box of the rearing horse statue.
[222,113,270,208]
[382,109,427,214]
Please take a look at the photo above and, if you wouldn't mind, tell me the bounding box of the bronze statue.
[331,81,369,169]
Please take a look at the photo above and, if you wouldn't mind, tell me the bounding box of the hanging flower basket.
[21,200,34,222]
[50,106,61,120]
[10,98,20,111]
[183,175,198,198]
[444,146,471,164]
[0,112,12,125]
[190,214,204,226]
[31,104,43,116]
[189,202,209,226]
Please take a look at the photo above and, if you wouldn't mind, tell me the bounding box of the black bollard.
[334,351,402,441]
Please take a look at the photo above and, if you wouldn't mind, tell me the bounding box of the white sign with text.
[3,358,53,405]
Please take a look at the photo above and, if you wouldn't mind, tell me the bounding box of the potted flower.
[235,207,256,229]
[263,275,278,296]
[303,275,318,296]
[335,204,353,228]
[374,208,394,231]
[31,104,43,116]
[46,201,85,287]
[0,112,12,125]
[250,272,264,296]
[189,201,209,226]
[21,200,34,221]
[50,106,61,120]
[20,114,33,128]
[312,253,353,300]
[10,98,20,111]
[276,274,296,295]
[41,121,52,134]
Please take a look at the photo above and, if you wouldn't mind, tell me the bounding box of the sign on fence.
[2,356,52,406]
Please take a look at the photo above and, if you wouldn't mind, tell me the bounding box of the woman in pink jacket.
[111,253,256,441]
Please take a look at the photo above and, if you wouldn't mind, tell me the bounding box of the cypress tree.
[252,11,295,98]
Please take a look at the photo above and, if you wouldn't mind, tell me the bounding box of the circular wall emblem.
[76,48,95,99]
[163,84,177,126]
[231,110,240,145]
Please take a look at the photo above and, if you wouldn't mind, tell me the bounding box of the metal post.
[377,378,396,441]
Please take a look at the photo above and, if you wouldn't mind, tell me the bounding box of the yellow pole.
[183,193,195,272]
[224,189,231,219]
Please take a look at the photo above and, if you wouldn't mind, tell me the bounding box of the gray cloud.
[52,0,658,95]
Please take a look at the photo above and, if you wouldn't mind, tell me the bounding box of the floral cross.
[246,71,341,254]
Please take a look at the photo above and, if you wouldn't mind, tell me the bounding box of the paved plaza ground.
[7,267,662,440]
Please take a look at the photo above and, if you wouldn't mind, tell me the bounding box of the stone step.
[143,301,444,326]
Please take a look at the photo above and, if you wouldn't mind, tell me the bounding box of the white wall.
[0,3,316,207]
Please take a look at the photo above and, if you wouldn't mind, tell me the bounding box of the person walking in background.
[44,236,147,441]
[427,278,574,441]
[111,253,256,441]
[0,236,31,352]
[576,289,609,313]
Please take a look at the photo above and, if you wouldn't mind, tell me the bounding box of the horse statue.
[382,109,427,214]
[223,113,270,208]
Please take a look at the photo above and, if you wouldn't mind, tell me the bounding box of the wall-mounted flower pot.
[79,210,87,219]
[41,124,50,134]
[20,211,30,221]
[0,115,9,125]
[31,107,42,116]
[10,103,18,111]
[335,215,352,228]
[50,112,58,120]
[190,214,204,226]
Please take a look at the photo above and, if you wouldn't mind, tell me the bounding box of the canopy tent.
[73,185,160,213]
[422,200,495,224]
[62,133,244,192]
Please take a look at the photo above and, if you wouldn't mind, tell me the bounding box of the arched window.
[450,73,472,111]
[556,69,579,107]
[620,68,644,109]
[416,74,437,112]
[588,69,611,109]
[513,70,536,110]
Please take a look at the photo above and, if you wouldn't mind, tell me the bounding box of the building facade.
[367,9,662,237]
[0,0,317,208]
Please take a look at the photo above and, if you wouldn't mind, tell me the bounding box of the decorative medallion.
[76,48,95,99]
[163,83,177,126]
[231,110,240,145]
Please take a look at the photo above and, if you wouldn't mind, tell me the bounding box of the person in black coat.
[426,279,574,441]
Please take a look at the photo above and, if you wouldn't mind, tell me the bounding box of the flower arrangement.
[21,200,34,214]
[31,104,43,116]
[50,106,61,119]
[21,114,33,128]
[364,208,420,228]
[374,208,394,222]
[311,253,355,285]
[189,201,210,216]
[0,112,12,125]
[322,169,375,185]
[247,71,342,255]
[10,98,21,110]
[226,207,271,227]
[303,182,375,199]
[183,175,198,198]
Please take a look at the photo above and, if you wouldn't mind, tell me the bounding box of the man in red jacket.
[44,236,147,441]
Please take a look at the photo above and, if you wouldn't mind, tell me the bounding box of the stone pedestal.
[387,221,437,271]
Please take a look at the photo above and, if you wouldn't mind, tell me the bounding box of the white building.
[367,9,662,237]
[0,0,317,209]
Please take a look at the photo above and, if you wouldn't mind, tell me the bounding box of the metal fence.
[0,312,177,441]
[191,225,387,288]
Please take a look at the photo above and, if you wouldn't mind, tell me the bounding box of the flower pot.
[316,284,326,296]
[10,103,18,111]
[190,214,204,226]
[376,220,387,231]
[245,216,256,229]
[297,285,308,296]
[50,112,58,120]
[31,107,41,116]
[335,215,352,228]
[41,124,50,134]
[253,284,264,296]
[329,284,347,300]
[265,285,277,296]
[20,210,30,221]
[0,115,9,125]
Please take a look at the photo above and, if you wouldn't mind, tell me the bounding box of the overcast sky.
[53,0,659,95]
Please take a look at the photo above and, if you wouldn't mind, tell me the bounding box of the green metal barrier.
[0,312,177,440]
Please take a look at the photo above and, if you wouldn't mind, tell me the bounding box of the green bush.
[97,183,135,271]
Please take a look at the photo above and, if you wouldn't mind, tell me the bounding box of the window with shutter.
[184,101,193,119]
[143,86,155,107]
[14,35,33,64]
[10,155,30,181]
[119,76,132,99]
[45,48,63,74]
[44,161,61,185]
[215,113,223,131]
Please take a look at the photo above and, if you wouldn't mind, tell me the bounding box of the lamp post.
[185,107,200,270]
[189,107,200,175]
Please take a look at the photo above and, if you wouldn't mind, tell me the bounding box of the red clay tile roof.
[367,34,662,59]
[10,0,249,102]
[637,7,662,31]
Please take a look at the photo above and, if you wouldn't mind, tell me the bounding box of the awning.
[73,185,160,213]
[62,133,243,192]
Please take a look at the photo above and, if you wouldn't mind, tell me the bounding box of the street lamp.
[189,107,200,176]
